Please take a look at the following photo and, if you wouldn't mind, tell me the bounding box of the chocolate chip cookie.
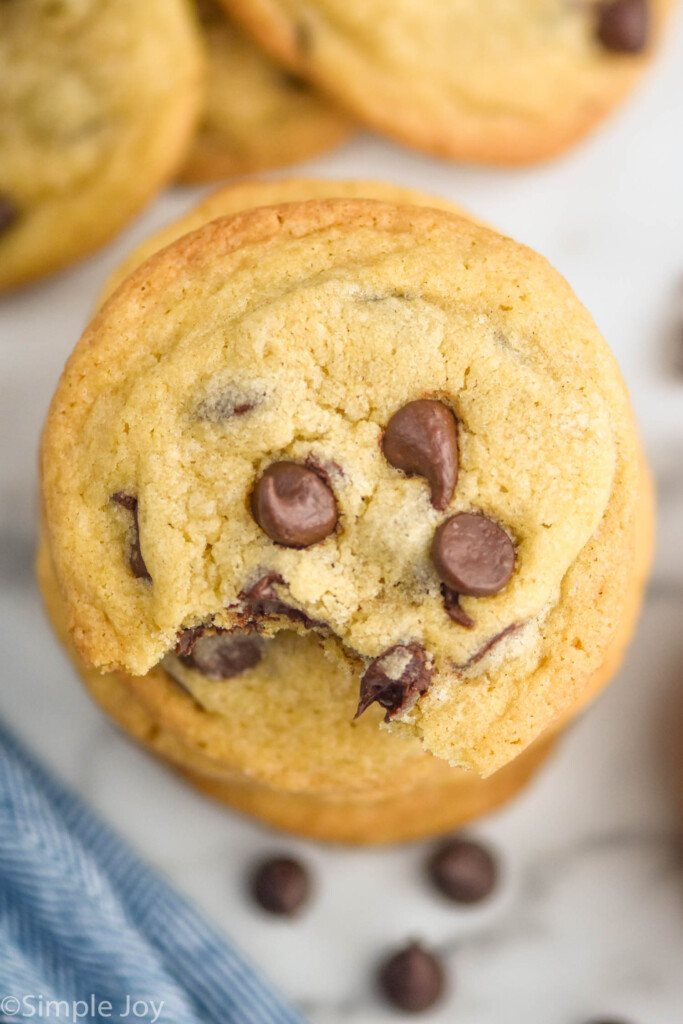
[0,0,204,291]
[218,0,672,163]
[41,188,651,795]
[180,0,351,182]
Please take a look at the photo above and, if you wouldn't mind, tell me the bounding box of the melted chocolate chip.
[379,942,445,1013]
[441,585,475,628]
[382,399,458,510]
[428,838,498,904]
[355,643,432,722]
[178,631,263,679]
[251,461,338,548]
[432,512,515,598]
[597,0,648,53]
[251,856,311,916]
[111,492,150,581]
[0,194,19,237]
[235,573,325,633]
[467,622,521,667]
[196,385,260,422]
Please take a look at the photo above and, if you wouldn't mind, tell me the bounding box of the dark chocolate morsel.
[235,573,325,632]
[382,399,458,510]
[428,838,498,904]
[441,585,475,628]
[596,0,649,53]
[379,942,445,1013]
[178,631,263,679]
[0,194,19,237]
[432,512,515,598]
[251,856,311,916]
[111,492,150,581]
[355,643,432,723]
[251,461,337,548]
[467,622,521,667]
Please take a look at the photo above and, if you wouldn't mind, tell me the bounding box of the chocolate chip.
[428,838,498,904]
[382,399,458,510]
[235,573,325,632]
[441,585,475,628]
[0,194,19,238]
[467,622,521,666]
[432,512,515,598]
[251,856,311,916]
[251,462,337,548]
[178,631,263,679]
[596,0,649,53]
[196,385,260,422]
[355,643,432,722]
[379,942,445,1013]
[111,492,150,581]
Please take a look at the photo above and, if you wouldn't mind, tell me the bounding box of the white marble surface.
[3,12,683,1022]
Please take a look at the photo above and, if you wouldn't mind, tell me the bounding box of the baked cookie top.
[0,0,204,290]
[180,0,351,182]
[219,0,671,163]
[41,198,642,772]
[99,178,471,302]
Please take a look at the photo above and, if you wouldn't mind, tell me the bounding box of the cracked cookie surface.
[41,195,645,773]
[0,0,204,290]
[180,0,352,182]
[219,0,672,163]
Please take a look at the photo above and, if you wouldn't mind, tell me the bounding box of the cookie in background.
[219,0,672,164]
[181,0,353,182]
[0,0,204,291]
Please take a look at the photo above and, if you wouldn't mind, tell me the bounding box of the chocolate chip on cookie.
[356,643,432,722]
[441,585,475,628]
[251,855,311,916]
[382,399,458,510]
[197,385,259,422]
[596,0,649,53]
[379,941,445,1013]
[111,492,150,581]
[178,631,263,679]
[251,461,338,547]
[432,512,515,598]
[428,837,498,904]
[0,195,19,237]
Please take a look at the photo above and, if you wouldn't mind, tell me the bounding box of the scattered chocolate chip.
[251,461,338,548]
[441,585,475,629]
[596,0,648,53]
[251,856,311,916]
[111,492,150,581]
[432,512,515,598]
[179,631,263,679]
[379,941,445,1014]
[382,399,458,510]
[355,643,432,722]
[0,194,19,237]
[428,838,498,904]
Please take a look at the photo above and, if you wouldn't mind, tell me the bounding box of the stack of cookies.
[0,0,672,291]
[39,179,652,842]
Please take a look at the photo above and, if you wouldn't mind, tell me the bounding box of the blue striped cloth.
[0,721,304,1024]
